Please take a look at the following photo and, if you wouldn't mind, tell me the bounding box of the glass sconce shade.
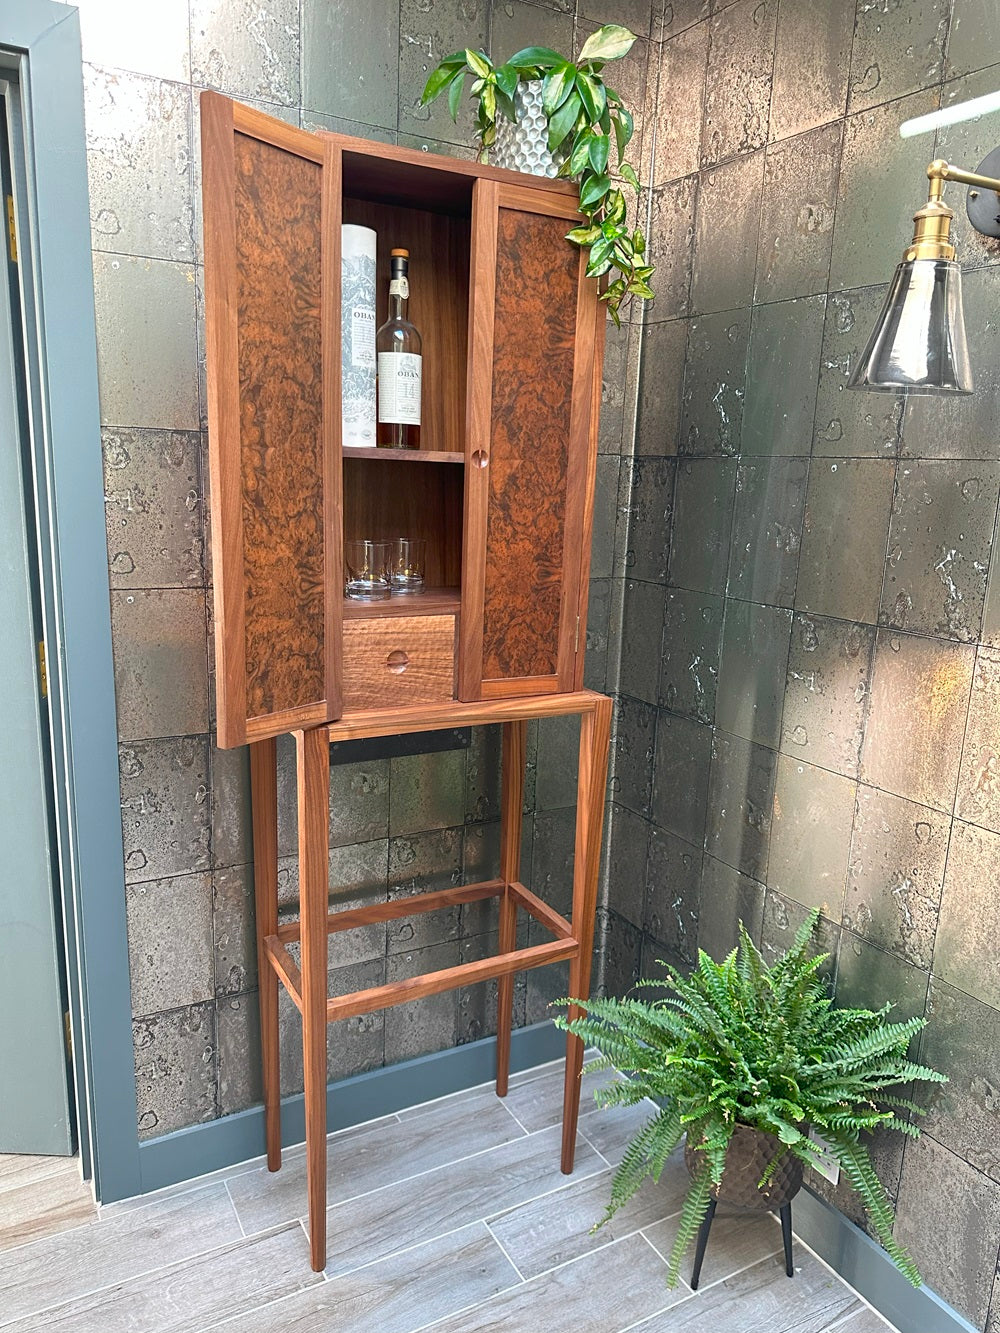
[848,258,973,394]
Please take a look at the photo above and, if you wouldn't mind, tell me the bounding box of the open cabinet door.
[202,92,343,747]
[459,178,601,702]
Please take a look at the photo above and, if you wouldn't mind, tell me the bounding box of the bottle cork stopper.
[391,248,409,258]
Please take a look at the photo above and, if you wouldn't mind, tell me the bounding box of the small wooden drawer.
[342,614,456,710]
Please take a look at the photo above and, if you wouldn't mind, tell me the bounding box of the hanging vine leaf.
[578,23,637,63]
[447,70,465,120]
[547,91,582,152]
[542,62,577,114]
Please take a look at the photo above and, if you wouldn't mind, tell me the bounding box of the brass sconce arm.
[926,157,1000,197]
[905,155,1000,261]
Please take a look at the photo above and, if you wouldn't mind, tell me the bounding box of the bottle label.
[351,307,375,367]
[378,352,422,425]
[389,277,409,299]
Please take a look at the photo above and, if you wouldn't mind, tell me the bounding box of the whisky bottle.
[376,248,422,449]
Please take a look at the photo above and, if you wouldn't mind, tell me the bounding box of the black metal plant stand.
[689,1199,795,1290]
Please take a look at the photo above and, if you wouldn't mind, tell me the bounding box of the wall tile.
[922,979,1000,1185]
[304,112,397,143]
[119,736,211,883]
[861,630,974,811]
[532,808,577,918]
[211,743,252,870]
[679,309,749,456]
[75,0,191,82]
[742,296,825,455]
[835,931,929,1022]
[894,1134,1000,1329]
[700,0,777,168]
[536,714,581,812]
[691,152,764,314]
[669,457,737,594]
[768,0,853,142]
[937,819,1000,1011]
[933,68,1000,269]
[768,755,855,915]
[591,456,621,580]
[727,457,809,607]
[133,1001,217,1138]
[493,1,574,63]
[902,268,1000,461]
[111,589,209,741]
[191,0,299,104]
[848,0,949,115]
[301,0,398,127]
[580,0,655,37]
[755,125,841,302]
[104,428,205,588]
[715,600,793,749]
[598,908,642,996]
[653,21,709,185]
[781,614,874,779]
[643,826,701,965]
[216,991,261,1116]
[620,580,667,707]
[329,759,391,850]
[697,854,765,957]
[585,578,612,692]
[651,710,712,847]
[389,748,466,836]
[705,729,777,880]
[813,286,903,459]
[647,175,698,320]
[881,459,1000,642]
[93,253,200,429]
[659,0,711,40]
[658,586,722,723]
[599,319,630,454]
[214,864,256,996]
[844,785,947,970]
[636,320,686,456]
[275,957,387,1094]
[85,68,194,263]
[956,647,1000,833]
[795,459,895,623]
[398,0,489,148]
[127,872,215,1017]
[946,0,1000,78]
[465,726,502,826]
[829,90,938,293]
[388,827,463,953]
[614,694,657,818]
[608,804,652,929]
[623,457,675,582]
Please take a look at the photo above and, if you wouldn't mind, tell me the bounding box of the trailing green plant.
[420,25,653,326]
[553,912,947,1288]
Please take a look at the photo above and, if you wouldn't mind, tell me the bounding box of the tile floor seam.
[0,1220,308,1331]
[792,1232,898,1329]
[482,1218,527,1283]
[576,1124,614,1167]
[315,1217,507,1283]
[404,1271,530,1333]
[223,1178,247,1240]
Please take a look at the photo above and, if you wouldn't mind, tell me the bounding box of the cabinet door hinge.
[38,639,48,698]
[574,615,580,654]
[6,195,16,264]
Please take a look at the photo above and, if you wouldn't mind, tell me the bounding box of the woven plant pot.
[684,1124,804,1210]
[492,79,569,178]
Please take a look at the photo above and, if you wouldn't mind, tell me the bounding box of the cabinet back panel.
[341,200,469,456]
[234,132,326,718]
[481,207,578,681]
[342,458,463,588]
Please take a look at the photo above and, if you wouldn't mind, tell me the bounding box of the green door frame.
[3,0,140,1201]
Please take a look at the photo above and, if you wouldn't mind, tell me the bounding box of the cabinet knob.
[386,649,409,674]
[472,449,489,469]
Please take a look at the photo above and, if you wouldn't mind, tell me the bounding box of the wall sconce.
[849,151,1000,395]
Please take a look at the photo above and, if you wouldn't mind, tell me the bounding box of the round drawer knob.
[386,649,409,674]
[472,449,489,469]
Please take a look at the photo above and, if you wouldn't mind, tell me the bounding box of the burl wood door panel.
[202,93,343,747]
[460,181,600,701]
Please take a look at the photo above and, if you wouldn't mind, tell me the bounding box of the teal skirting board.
[134,1021,973,1333]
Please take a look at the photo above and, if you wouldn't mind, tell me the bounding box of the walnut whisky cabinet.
[201,91,612,1271]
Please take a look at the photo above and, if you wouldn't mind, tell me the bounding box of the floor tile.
[419,1232,686,1333]
[321,1127,603,1279]
[502,1063,620,1134]
[579,1099,660,1166]
[1,1222,316,1333]
[488,1153,690,1279]
[203,1222,518,1333]
[643,1211,783,1290]
[0,1155,96,1251]
[226,1085,525,1234]
[0,1182,241,1325]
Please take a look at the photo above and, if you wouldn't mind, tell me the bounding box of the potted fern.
[420,25,653,326]
[554,912,946,1288]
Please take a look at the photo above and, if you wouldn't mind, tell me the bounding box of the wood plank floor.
[0,1060,899,1333]
[0,1152,96,1251]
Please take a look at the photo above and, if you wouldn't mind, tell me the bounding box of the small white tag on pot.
[807,1129,840,1186]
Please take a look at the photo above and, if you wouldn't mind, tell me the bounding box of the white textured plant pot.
[492,79,569,178]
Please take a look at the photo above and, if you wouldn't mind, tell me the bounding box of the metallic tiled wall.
[613,2,1000,1326]
[77,0,644,1148]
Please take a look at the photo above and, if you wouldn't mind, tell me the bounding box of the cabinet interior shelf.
[341,447,465,465]
[342,587,461,620]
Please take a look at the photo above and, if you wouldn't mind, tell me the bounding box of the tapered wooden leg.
[561,696,613,1173]
[496,720,527,1097]
[250,737,281,1173]
[296,727,330,1273]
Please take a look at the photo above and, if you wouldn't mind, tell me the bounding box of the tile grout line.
[482,1219,527,1283]
[223,1177,247,1240]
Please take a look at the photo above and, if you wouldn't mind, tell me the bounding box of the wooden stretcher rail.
[509,881,575,941]
[275,880,504,942]
[326,688,605,743]
[263,936,303,1010]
